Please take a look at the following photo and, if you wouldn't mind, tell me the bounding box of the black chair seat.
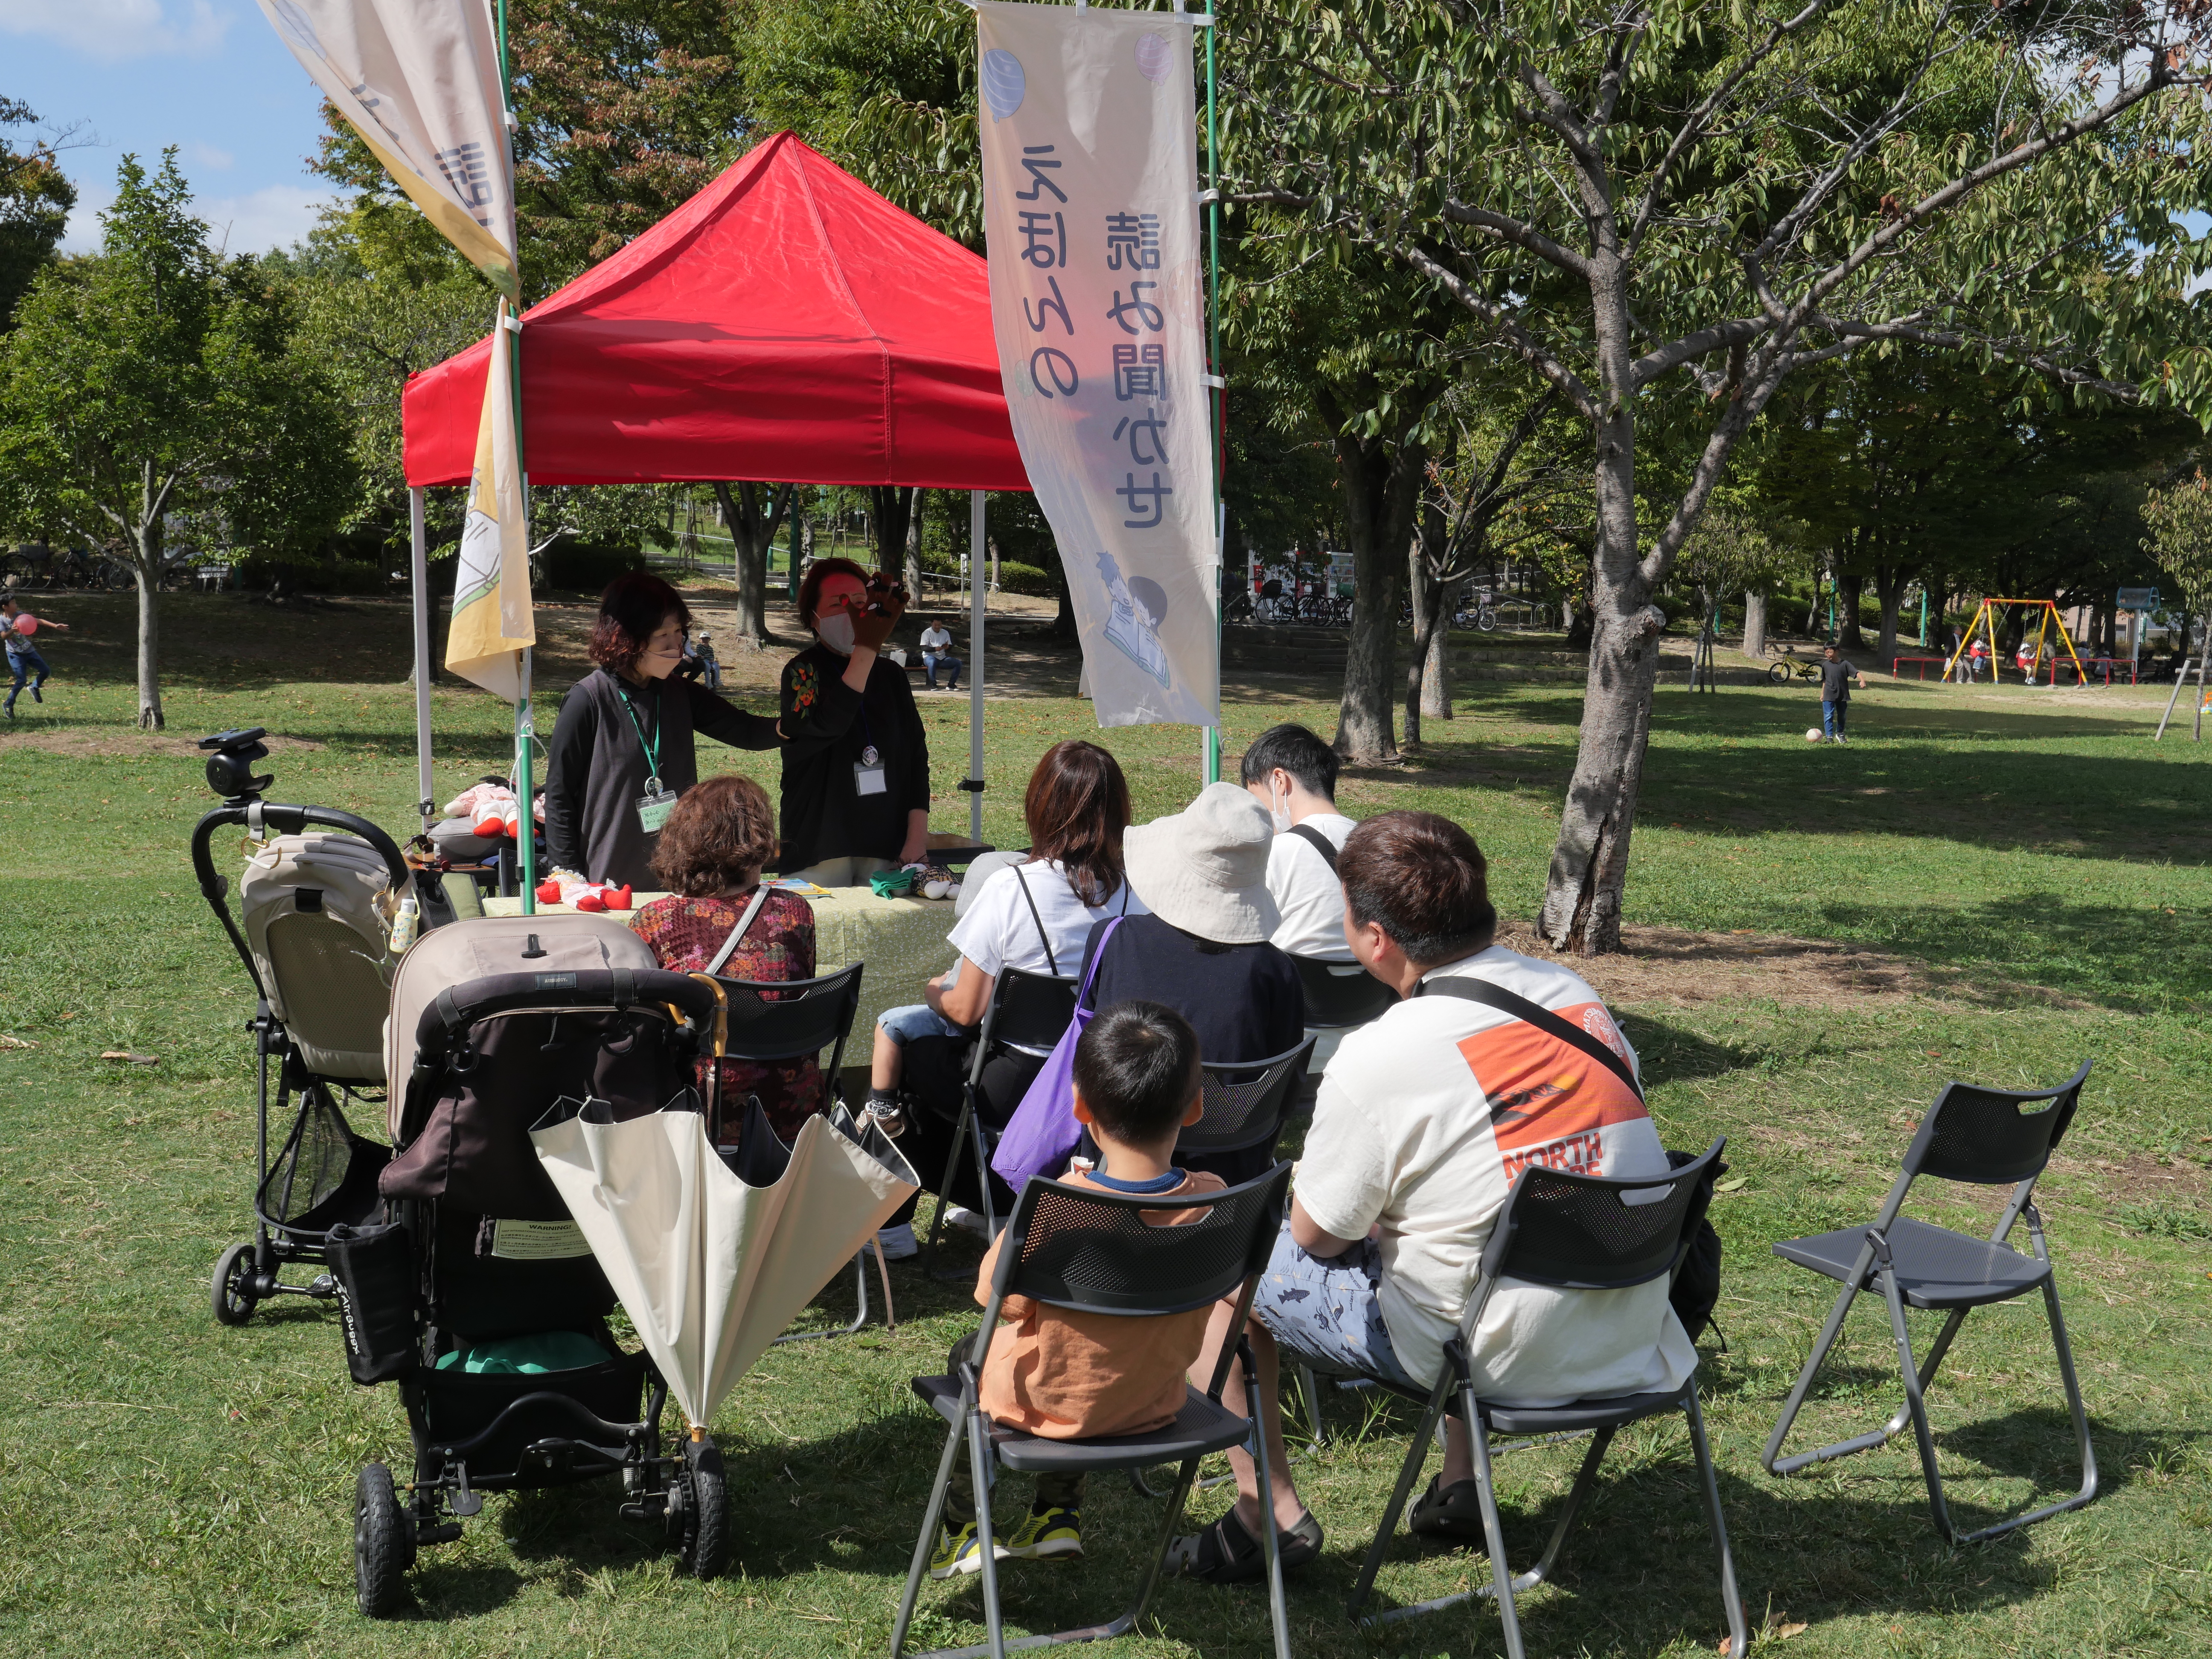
[912,1374,1253,1473]
[1481,1384,1690,1438]
[1773,1216,2051,1308]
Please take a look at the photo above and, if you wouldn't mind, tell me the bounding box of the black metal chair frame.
[1761,1061,2098,1545]
[891,1163,1297,1659]
[694,961,892,1343]
[1288,952,1397,1032]
[921,966,1079,1280]
[1345,1139,1745,1659]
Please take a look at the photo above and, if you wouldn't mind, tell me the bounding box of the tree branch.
[1440,198,1595,279]
[1395,242,1601,420]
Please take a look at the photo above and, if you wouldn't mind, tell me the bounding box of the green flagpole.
[496,0,536,913]
[1201,5,1223,786]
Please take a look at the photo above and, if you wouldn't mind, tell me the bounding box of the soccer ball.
[1805,728,1824,743]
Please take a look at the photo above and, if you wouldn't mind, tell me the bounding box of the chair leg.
[1764,1237,1898,1476]
[1875,1259,1956,1541]
[892,1412,971,1659]
[1347,1381,1449,1621]
[1685,1385,1749,1656]
[924,1103,975,1282]
[1948,1265,2100,1543]
[1469,1402,1528,1659]
[966,1095,998,1237]
[1298,1364,1327,1447]
[772,1250,873,1345]
[1241,1336,1293,1659]
[967,1412,1009,1659]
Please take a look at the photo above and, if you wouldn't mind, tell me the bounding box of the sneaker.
[943,1205,990,1240]
[875,1222,919,1261]
[1008,1506,1082,1561]
[28,684,39,703]
[930,1520,1007,1579]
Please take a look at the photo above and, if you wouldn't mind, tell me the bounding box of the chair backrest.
[1178,1037,1320,1156]
[707,961,864,1074]
[1290,952,1397,1030]
[1903,1060,2090,1187]
[974,966,1079,1069]
[1474,1138,1727,1302]
[993,1162,1294,1320]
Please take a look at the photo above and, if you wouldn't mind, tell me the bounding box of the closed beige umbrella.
[531,1102,918,1434]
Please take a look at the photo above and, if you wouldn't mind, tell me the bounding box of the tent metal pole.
[410,486,434,832]
[1201,0,1224,786]
[969,489,986,846]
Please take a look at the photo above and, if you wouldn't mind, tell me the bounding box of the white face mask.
[816,611,856,655]
[1269,777,1293,834]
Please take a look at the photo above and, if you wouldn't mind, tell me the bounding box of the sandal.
[1167,1504,1324,1583]
[1408,1474,1488,1542]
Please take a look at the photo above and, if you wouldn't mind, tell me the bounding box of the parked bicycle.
[3,544,134,592]
[1765,643,1823,684]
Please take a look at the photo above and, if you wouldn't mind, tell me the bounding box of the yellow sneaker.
[929,1520,1007,1579]
[1007,1506,1083,1561]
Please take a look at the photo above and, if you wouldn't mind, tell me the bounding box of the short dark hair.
[1239,723,1339,801]
[650,774,780,895]
[1338,811,1497,968]
[796,556,871,630]
[1073,1001,1201,1145]
[589,573,690,676]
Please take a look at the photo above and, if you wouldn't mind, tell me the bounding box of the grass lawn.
[2,586,2209,1658]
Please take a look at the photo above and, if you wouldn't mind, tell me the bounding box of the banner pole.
[970,490,987,846]
[1201,2,1224,786]
[495,0,536,913]
[410,487,434,832]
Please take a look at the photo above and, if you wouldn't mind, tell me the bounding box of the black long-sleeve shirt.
[777,644,930,871]
[543,667,780,888]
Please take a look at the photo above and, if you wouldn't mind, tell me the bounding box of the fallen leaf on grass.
[100,1051,159,1066]
[1715,1176,1749,1192]
[1777,1623,1808,1639]
[0,1035,36,1049]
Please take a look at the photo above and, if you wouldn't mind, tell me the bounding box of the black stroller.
[333,946,733,1615]
[191,728,418,1325]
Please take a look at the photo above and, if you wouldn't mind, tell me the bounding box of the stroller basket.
[418,1353,651,1488]
[256,1083,390,1243]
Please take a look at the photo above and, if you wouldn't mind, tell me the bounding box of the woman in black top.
[778,558,931,884]
[543,573,782,888]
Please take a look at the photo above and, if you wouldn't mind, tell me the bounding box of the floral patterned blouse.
[630,889,824,1145]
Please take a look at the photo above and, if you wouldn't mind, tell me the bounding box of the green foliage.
[2139,470,2212,617]
[0,96,74,329]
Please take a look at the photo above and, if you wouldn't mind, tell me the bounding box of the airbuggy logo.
[1456,1000,1647,1182]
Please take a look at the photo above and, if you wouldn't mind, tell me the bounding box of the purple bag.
[990,917,1123,1193]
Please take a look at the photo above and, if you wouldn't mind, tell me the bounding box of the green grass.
[2,589,2210,1657]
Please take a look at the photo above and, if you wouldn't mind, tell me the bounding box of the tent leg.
[969,490,985,847]
[410,487,434,832]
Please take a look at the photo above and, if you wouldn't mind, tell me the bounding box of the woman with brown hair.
[863,739,1149,1255]
[629,773,824,1145]
[544,571,783,889]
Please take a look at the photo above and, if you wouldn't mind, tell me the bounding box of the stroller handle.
[191,803,416,1001]
[413,968,725,1057]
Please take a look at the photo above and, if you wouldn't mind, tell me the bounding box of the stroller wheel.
[675,1439,730,1581]
[354,1462,413,1616]
[211,1243,259,1326]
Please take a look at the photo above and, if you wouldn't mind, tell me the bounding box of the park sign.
[2118,588,2160,612]
[974,0,1220,729]
[253,0,519,302]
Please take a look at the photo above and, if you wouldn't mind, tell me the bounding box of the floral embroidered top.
[630,889,824,1145]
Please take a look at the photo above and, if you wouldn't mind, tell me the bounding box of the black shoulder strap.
[1013,864,1058,976]
[1287,823,1339,873]
[1417,974,1642,1101]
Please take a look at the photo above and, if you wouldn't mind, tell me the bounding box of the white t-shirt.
[1295,945,1697,1404]
[1264,812,1356,960]
[946,858,1148,981]
[920,625,954,653]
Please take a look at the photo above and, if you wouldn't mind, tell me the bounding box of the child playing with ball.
[2,594,67,719]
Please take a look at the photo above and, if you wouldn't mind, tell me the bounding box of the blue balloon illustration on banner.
[982,49,1026,121]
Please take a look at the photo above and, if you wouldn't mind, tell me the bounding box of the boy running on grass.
[2,595,68,719]
[931,1000,1221,1578]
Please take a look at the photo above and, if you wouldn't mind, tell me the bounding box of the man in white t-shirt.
[918,621,960,690]
[1170,809,1694,1584]
[1238,722,1356,961]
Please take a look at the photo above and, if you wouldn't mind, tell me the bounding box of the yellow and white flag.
[255,0,519,300]
[446,300,533,698]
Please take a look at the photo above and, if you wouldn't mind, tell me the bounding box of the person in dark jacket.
[778,557,931,884]
[543,573,782,889]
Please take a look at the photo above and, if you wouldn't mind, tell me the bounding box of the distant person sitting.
[928,1000,1222,1578]
[1818,645,1867,744]
[1238,722,1356,962]
[919,621,961,690]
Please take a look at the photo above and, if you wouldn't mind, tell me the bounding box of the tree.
[711,480,794,644]
[2140,472,2212,737]
[0,97,75,330]
[1231,0,2212,949]
[0,153,355,728]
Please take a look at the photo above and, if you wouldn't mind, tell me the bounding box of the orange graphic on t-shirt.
[1455,1000,1648,1180]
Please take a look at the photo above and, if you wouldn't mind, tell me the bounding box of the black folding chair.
[1289,952,1397,1033]
[1761,1061,2098,1544]
[1346,1139,1745,1659]
[694,962,890,1342]
[892,1164,1297,1659]
[921,966,1078,1279]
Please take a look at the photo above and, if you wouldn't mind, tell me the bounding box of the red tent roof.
[402,132,1029,491]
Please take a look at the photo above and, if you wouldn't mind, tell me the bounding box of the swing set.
[1944,599,2090,687]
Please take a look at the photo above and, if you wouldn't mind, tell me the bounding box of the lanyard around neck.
[616,680,664,783]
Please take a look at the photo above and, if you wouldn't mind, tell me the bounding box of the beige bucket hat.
[1123,782,1281,945]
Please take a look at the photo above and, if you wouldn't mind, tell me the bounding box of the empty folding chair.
[1762,1061,2098,1543]
[893,1163,1297,1659]
[1346,1139,1744,1659]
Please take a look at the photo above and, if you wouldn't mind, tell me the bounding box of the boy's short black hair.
[1073,1000,1202,1145]
[1238,722,1339,801]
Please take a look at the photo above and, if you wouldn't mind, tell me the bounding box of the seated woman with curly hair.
[630,773,823,1147]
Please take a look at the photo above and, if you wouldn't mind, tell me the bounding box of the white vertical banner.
[444,300,533,699]
[976,0,1218,728]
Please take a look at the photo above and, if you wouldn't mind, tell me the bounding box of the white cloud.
[185,140,235,171]
[0,0,230,61]
[61,180,337,256]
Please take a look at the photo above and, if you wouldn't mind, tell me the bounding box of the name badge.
[853,762,888,797]
[636,784,678,832]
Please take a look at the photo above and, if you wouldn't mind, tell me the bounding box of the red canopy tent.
[402,131,1028,489]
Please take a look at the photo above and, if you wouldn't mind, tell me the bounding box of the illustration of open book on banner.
[1097,551,1171,687]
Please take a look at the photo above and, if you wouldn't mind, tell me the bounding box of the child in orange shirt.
[931,1000,1221,1578]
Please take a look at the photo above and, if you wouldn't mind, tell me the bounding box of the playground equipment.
[1944,600,2090,687]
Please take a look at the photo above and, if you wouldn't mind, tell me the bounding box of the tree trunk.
[869,485,915,580]
[712,482,792,647]
[1422,581,1455,719]
[1742,590,1767,658]
[1327,395,1425,765]
[1838,569,1866,650]
[1873,562,1913,670]
[131,509,164,730]
[1404,501,1445,748]
[905,490,926,594]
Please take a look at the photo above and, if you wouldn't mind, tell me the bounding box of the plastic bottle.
[388,894,420,956]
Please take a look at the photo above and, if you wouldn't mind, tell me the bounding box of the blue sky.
[3,0,338,256]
